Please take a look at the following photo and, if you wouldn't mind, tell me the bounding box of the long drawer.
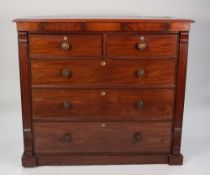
[34,121,172,154]
[32,89,174,121]
[31,60,176,87]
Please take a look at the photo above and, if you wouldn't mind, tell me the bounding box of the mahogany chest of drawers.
[14,17,193,167]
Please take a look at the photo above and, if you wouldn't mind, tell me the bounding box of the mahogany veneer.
[14,17,194,167]
[29,34,102,58]
[32,89,174,121]
[34,121,172,154]
[31,59,176,87]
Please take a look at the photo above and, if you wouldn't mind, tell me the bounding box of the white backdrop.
[0,0,210,174]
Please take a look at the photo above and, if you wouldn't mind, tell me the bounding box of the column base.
[22,153,37,167]
[168,154,183,165]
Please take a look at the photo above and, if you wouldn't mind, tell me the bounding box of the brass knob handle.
[136,100,144,109]
[137,42,147,50]
[136,68,145,78]
[63,101,72,110]
[134,132,143,143]
[101,91,106,96]
[62,69,71,78]
[101,61,106,66]
[101,123,106,128]
[63,133,72,143]
[61,41,71,51]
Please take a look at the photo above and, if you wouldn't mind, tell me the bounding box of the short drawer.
[106,34,178,58]
[31,60,176,87]
[34,121,172,154]
[29,34,102,58]
[32,89,174,121]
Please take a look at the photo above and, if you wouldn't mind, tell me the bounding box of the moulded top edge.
[13,16,195,23]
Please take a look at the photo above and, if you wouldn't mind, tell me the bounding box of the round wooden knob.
[136,68,145,78]
[63,133,72,143]
[63,101,72,110]
[136,100,144,109]
[61,41,71,51]
[137,42,147,50]
[134,132,143,143]
[62,69,71,78]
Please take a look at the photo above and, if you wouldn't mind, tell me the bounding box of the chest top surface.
[14,16,194,32]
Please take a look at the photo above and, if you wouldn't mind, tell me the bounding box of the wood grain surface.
[32,88,174,121]
[107,34,178,58]
[29,34,102,58]
[33,121,172,154]
[31,59,176,87]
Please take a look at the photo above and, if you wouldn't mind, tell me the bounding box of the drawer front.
[31,60,176,87]
[106,34,178,58]
[29,34,102,58]
[32,89,174,121]
[34,121,172,154]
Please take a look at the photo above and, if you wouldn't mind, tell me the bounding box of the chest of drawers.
[14,17,193,167]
